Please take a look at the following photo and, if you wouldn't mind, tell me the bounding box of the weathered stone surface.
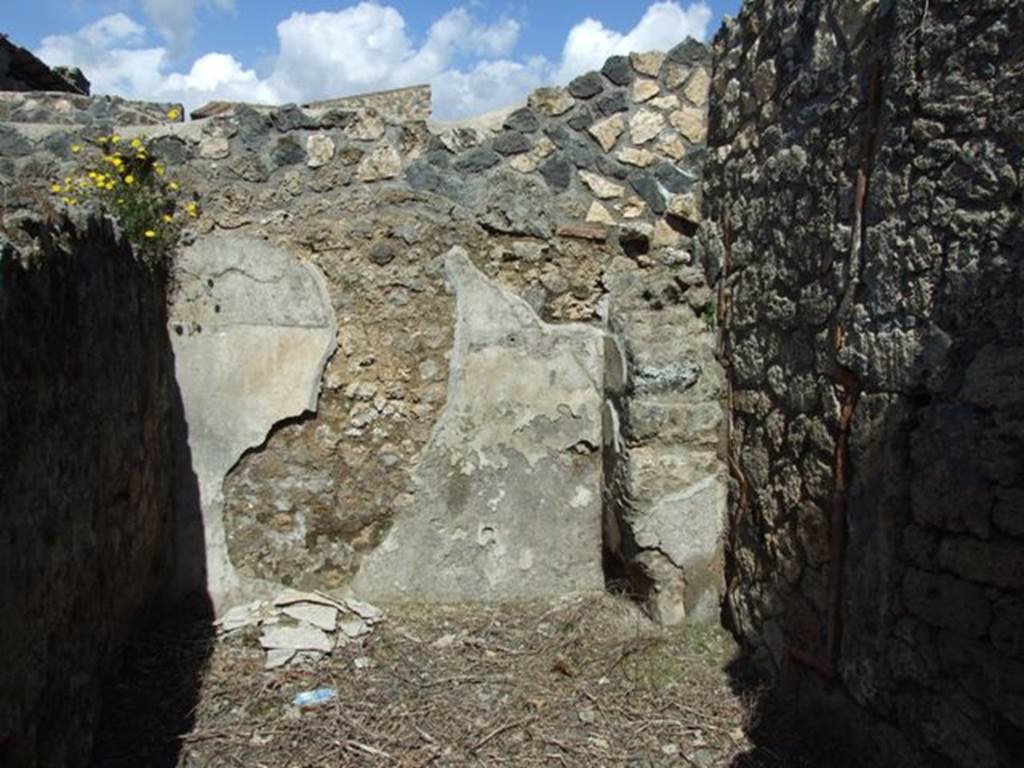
[682,67,711,107]
[903,569,991,637]
[630,51,666,77]
[351,247,604,602]
[586,200,615,225]
[601,55,634,86]
[617,146,657,167]
[492,130,531,155]
[199,136,230,160]
[357,143,402,181]
[629,109,665,144]
[655,131,688,160]
[587,113,625,151]
[630,476,726,587]
[578,169,624,199]
[454,147,501,172]
[528,86,575,116]
[306,133,335,168]
[347,110,386,140]
[539,156,572,190]
[568,71,605,99]
[503,107,540,133]
[631,79,661,103]
[708,1,1024,764]
[170,237,337,606]
[669,107,706,143]
[597,91,629,115]
[0,220,175,768]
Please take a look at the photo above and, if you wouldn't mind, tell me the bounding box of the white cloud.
[141,0,236,56]
[555,2,712,83]
[33,2,712,120]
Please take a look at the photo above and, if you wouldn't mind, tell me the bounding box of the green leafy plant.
[48,126,197,260]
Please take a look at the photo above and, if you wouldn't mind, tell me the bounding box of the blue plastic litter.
[292,687,336,707]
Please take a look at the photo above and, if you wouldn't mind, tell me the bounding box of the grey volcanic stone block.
[503,107,540,133]
[351,246,605,602]
[168,236,337,608]
[454,147,501,172]
[666,38,709,66]
[492,130,531,155]
[602,55,634,86]
[568,71,605,99]
[598,91,630,115]
[629,174,666,214]
[540,156,573,190]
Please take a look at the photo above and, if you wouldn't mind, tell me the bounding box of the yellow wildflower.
[185,201,198,218]
[116,198,125,204]
[124,175,135,185]
[96,136,109,145]
[166,107,181,120]
[70,144,81,153]
[111,135,121,143]
[144,230,156,238]
[168,181,179,191]
[51,183,62,193]
[131,138,142,149]
[162,214,173,223]
[135,152,146,159]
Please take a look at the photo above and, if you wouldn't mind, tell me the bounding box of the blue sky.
[10,1,741,118]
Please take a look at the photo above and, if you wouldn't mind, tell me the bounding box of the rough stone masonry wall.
[2,40,727,624]
[702,0,1023,764]
[0,221,175,767]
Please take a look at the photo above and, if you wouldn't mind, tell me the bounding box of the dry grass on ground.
[95,593,818,767]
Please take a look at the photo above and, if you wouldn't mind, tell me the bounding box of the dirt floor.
[93,593,835,767]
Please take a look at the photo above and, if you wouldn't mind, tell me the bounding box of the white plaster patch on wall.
[168,236,337,610]
[350,246,606,602]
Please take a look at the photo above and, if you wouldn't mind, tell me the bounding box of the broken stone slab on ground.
[216,589,385,669]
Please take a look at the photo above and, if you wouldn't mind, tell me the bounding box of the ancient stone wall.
[703,0,1023,764]
[2,41,728,624]
[0,220,176,766]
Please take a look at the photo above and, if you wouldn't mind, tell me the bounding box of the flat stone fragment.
[557,222,609,241]
[344,598,384,623]
[629,109,666,144]
[306,133,334,168]
[579,169,624,199]
[630,50,666,77]
[198,136,229,159]
[683,67,711,106]
[617,147,657,167]
[669,107,707,143]
[264,649,295,669]
[668,192,701,223]
[282,603,338,632]
[662,63,691,89]
[587,113,625,151]
[259,624,333,653]
[655,131,688,160]
[650,94,680,111]
[586,200,616,224]
[338,616,371,638]
[357,143,402,181]
[528,86,575,116]
[631,79,661,103]
[618,197,647,218]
